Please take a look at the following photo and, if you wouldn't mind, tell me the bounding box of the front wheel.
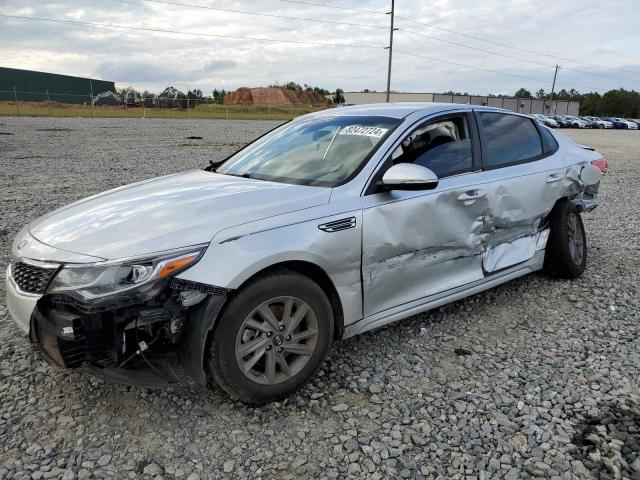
[544,201,587,278]
[206,270,333,404]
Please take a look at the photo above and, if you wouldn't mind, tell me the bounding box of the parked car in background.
[551,115,572,128]
[564,116,589,129]
[577,117,599,129]
[606,117,638,129]
[531,114,559,128]
[584,116,614,129]
[605,117,628,129]
[624,118,640,129]
[7,104,606,404]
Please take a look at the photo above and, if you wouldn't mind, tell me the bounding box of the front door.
[361,112,489,317]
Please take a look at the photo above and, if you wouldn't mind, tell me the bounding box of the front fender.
[176,210,363,326]
[181,292,227,384]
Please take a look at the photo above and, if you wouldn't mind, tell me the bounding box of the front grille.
[10,262,58,295]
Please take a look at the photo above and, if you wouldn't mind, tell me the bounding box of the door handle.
[458,189,486,202]
[546,173,564,183]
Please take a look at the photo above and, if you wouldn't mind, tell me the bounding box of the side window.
[539,125,559,152]
[391,116,473,178]
[480,112,543,168]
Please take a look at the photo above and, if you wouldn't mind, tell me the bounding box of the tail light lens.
[591,159,608,173]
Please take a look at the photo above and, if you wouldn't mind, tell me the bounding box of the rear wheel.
[544,201,587,278]
[206,270,333,404]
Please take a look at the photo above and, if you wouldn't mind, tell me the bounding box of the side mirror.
[380,163,439,191]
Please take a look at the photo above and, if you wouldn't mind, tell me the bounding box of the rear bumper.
[5,266,41,335]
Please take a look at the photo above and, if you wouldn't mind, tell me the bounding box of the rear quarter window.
[480,112,543,168]
[539,125,559,152]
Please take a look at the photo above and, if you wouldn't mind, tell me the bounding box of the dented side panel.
[361,173,488,316]
[481,131,602,273]
[482,164,563,271]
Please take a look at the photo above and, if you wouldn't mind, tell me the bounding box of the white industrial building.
[342,92,580,116]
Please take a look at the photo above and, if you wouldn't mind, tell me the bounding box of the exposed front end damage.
[30,277,227,387]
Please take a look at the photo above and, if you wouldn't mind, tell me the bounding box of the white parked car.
[7,103,606,403]
[564,116,589,128]
[584,116,614,129]
[531,114,559,128]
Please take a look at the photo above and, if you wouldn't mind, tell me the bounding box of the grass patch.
[0,101,330,120]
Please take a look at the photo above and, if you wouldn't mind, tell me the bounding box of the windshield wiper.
[205,159,226,172]
[219,171,252,179]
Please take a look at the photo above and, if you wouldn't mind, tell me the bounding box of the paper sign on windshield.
[338,125,388,138]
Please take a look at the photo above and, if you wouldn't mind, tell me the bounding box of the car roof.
[308,102,506,119]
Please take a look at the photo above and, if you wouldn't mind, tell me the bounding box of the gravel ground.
[0,117,639,480]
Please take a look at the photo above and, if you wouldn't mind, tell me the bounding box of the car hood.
[28,170,331,261]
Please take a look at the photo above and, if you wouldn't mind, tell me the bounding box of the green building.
[0,67,117,105]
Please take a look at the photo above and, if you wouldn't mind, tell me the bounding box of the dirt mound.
[225,87,329,106]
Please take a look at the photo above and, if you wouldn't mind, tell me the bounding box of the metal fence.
[0,89,330,120]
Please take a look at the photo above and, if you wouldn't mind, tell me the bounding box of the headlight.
[47,247,205,303]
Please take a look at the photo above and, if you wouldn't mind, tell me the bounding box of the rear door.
[361,111,488,316]
[476,110,566,272]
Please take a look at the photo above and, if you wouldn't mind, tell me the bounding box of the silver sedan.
[7,103,606,403]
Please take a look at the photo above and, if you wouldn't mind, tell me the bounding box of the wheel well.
[546,197,569,223]
[235,261,345,340]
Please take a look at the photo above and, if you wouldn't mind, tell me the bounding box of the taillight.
[591,159,608,173]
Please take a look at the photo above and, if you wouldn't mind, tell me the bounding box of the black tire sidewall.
[545,201,587,278]
[207,271,333,404]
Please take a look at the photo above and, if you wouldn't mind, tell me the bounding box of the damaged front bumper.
[12,272,227,387]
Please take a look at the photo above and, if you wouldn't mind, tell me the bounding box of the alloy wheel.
[235,296,319,385]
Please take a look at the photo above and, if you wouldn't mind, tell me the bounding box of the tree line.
[116,82,345,107]
[513,87,640,117]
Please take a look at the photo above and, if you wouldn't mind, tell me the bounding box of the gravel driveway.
[0,117,639,480]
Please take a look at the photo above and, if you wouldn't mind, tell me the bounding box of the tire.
[206,270,333,404]
[544,201,587,278]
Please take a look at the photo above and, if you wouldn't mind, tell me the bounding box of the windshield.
[216,115,401,187]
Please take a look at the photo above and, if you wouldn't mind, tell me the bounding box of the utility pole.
[385,0,396,103]
[13,85,19,116]
[549,64,560,114]
[89,80,95,118]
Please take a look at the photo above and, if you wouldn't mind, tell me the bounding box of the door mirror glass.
[381,163,439,191]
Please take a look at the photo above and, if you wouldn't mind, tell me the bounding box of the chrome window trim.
[359,108,475,197]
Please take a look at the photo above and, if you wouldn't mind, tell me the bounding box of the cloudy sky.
[1,0,639,96]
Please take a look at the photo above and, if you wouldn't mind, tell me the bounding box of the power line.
[398,27,553,68]
[397,26,636,84]
[394,49,549,84]
[420,4,585,49]
[136,0,387,30]
[141,0,632,87]
[395,15,640,76]
[0,14,385,49]
[112,0,370,44]
[274,0,384,15]
[394,48,601,92]
[408,1,639,72]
